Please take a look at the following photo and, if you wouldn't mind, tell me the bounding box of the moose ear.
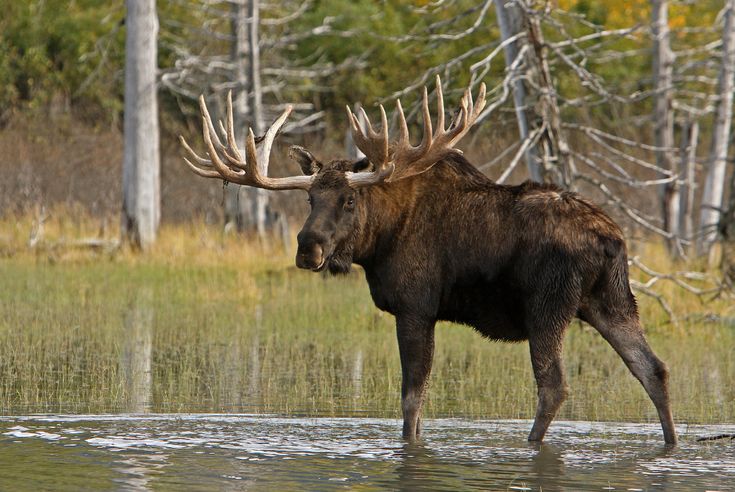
[352,157,372,173]
[289,146,322,175]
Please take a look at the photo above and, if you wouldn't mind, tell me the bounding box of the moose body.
[182,77,677,444]
[348,155,625,341]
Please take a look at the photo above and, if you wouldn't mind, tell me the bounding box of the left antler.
[180,92,314,190]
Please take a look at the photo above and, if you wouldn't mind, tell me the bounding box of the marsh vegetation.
[1,215,733,424]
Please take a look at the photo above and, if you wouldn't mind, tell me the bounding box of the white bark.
[700,0,735,252]
[248,0,271,240]
[122,0,160,249]
[225,0,255,232]
[495,0,543,182]
[678,119,699,251]
[652,0,679,245]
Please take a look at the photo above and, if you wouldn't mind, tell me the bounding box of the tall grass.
[0,211,733,423]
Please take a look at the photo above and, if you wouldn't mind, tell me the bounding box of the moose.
[180,77,677,445]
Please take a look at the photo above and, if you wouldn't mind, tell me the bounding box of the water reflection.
[1,416,733,491]
[121,287,153,413]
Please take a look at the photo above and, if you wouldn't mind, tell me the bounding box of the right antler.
[180,92,314,190]
[346,75,487,182]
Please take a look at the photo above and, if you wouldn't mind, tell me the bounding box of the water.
[1,415,733,491]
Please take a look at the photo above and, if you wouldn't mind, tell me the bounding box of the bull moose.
[180,76,677,445]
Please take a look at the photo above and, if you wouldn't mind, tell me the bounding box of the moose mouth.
[312,257,328,272]
[312,249,337,272]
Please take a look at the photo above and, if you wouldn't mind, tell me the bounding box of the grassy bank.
[0,215,733,423]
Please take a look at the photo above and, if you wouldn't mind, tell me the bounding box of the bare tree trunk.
[700,0,735,254]
[122,0,160,249]
[495,0,543,182]
[525,9,576,188]
[225,0,255,233]
[248,0,271,240]
[678,118,699,255]
[652,0,679,251]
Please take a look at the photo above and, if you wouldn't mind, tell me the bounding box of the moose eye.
[345,196,355,208]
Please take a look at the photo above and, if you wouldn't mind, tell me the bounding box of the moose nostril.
[295,242,325,269]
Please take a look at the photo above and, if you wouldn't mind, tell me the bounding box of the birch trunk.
[678,119,699,255]
[122,0,160,249]
[652,0,679,250]
[700,0,735,254]
[248,0,271,240]
[225,0,255,232]
[495,0,543,182]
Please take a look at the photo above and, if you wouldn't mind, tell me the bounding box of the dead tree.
[122,0,160,249]
[700,0,735,256]
[652,0,679,250]
[495,0,543,182]
[224,0,253,232]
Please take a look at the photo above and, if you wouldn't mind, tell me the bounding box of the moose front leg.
[396,315,436,440]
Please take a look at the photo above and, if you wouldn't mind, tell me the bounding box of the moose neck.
[351,179,418,269]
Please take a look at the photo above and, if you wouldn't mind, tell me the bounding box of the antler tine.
[357,106,380,140]
[256,103,293,176]
[198,95,226,154]
[396,99,410,143]
[224,91,246,166]
[179,134,221,179]
[181,154,220,179]
[180,94,313,190]
[417,87,433,154]
[435,74,445,134]
[201,114,246,183]
[346,104,389,167]
[179,135,213,167]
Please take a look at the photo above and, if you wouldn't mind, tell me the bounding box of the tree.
[122,0,160,249]
[495,0,543,182]
[699,0,735,256]
[652,0,678,251]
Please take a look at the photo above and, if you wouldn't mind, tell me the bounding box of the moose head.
[180,76,486,275]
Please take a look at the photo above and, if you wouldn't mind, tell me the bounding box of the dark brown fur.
[293,150,677,445]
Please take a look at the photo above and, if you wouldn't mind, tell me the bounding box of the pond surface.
[1,415,733,491]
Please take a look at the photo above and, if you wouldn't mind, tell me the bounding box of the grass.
[0,211,733,424]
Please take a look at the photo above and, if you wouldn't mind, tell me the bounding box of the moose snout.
[296,231,327,270]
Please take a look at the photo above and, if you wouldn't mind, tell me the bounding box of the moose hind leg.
[585,310,677,445]
[396,315,436,440]
[528,332,569,442]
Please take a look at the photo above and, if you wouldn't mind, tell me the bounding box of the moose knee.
[402,393,423,414]
[652,358,669,386]
[537,383,569,406]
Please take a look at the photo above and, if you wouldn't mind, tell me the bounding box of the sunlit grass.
[0,210,733,424]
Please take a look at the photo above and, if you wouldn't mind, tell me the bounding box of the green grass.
[0,216,733,424]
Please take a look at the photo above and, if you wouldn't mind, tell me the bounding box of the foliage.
[0,0,726,126]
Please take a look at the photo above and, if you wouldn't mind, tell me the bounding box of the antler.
[179,92,314,190]
[346,75,487,183]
